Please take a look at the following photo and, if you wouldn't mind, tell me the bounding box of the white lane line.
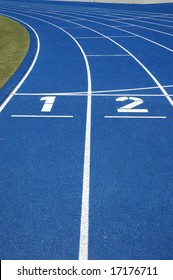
[15,84,173,96]
[15,93,166,96]
[164,84,173,88]
[11,115,73,118]
[79,91,91,261]
[87,54,130,57]
[96,94,173,97]
[15,92,85,95]
[104,116,167,119]
[108,35,137,38]
[76,36,107,39]
[0,14,40,113]
[14,93,173,97]
[75,35,136,39]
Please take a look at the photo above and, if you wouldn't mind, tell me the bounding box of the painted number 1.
[116,97,148,113]
[40,96,56,112]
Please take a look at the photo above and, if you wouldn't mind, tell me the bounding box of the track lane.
[0,9,91,259]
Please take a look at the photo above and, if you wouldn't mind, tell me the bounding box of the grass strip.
[0,15,30,89]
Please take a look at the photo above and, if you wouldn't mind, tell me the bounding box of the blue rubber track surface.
[0,0,173,260]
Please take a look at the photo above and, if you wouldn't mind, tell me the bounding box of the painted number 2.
[40,96,56,112]
[116,97,148,113]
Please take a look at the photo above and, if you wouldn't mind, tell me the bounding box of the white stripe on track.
[87,54,130,57]
[11,115,73,118]
[104,115,167,119]
[15,83,173,96]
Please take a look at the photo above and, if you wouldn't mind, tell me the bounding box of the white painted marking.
[15,91,84,96]
[40,96,56,112]
[79,91,91,260]
[0,15,40,113]
[164,84,173,88]
[118,109,148,113]
[116,97,148,113]
[87,54,130,57]
[75,36,104,39]
[75,35,136,39]
[109,35,137,38]
[11,115,73,118]
[15,83,173,96]
[104,116,167,119]
[15,93,173,97]
[16,92,84,96]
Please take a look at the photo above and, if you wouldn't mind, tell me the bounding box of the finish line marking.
[15,83,173,96]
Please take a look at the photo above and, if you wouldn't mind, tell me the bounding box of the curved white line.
[0,14,40,113]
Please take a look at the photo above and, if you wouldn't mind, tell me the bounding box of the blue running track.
[0,0,173,260]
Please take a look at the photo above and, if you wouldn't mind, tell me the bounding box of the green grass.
[0,16,30,89]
